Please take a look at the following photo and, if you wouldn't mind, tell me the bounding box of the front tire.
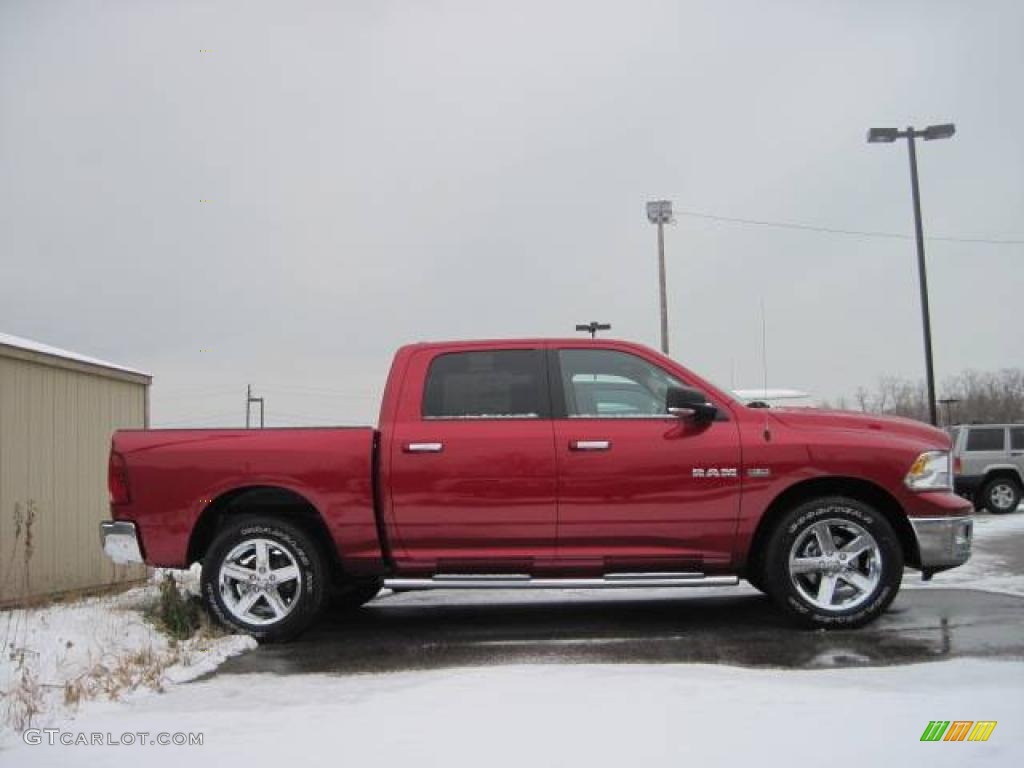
[763,496,903,628]
[201,517,327,642]
[980,477,1021,515]
[332,578,383,611]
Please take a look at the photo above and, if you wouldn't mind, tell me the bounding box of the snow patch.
[3,660,1021,767]
[907,511,1024,597]
[0,575,255,740]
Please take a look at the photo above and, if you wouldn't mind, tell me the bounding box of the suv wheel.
[981,477,1022,515]
[763,496,903,628]
[201,517,327,642]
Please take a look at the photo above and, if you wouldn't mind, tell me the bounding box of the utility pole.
[646,200,673,355]
[245,384,265,428]
[867,123,955,426]
[575,322,611,339]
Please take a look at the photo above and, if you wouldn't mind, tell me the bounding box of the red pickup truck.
[101,339,973,641]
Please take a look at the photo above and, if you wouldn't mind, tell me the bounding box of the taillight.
[108,451,131,504]
[953,456,962,475]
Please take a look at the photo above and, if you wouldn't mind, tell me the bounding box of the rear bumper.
[99,521,144,565]
[909,515,973,574]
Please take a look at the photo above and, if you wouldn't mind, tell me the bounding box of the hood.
[767,408,950,448]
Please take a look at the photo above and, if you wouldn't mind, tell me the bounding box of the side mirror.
[666,386,718,422]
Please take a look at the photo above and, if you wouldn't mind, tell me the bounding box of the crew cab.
[101,339,973,640]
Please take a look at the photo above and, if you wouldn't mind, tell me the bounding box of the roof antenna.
[761,299,768,401]
[760,299,772,442]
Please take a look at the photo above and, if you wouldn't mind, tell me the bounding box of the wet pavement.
[214,511,1024,675]
[215,586,1024,675]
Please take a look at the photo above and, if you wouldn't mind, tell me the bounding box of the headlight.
[904,451,952,491]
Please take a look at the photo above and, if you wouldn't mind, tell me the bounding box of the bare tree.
[840,369,1024,425]
[855,386,870,413]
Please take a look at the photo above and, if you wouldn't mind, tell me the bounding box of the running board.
[383,573,739,590]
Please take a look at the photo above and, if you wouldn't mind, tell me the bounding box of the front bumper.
[99,521,144,565]
[909,515,973,575]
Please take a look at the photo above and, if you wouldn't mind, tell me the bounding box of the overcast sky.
[2,0,1022,427]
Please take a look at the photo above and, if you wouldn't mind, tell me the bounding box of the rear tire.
[201,517,327,642]
[980,477,1021,515]
[763,496,903,629]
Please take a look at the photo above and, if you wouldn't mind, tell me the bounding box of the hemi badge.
[748,468,771,478]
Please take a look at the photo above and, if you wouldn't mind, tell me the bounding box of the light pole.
[867,123,955,427]
[646,200,673,354]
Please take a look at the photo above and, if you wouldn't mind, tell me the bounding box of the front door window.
[560,348,683,418]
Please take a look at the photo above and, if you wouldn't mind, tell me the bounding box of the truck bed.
[111,427,382,570]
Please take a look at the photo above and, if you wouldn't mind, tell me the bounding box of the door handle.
[404,442,443,453]
[570,440,611,451]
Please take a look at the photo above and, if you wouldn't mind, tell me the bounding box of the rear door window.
[965,427,1006,452]
[1011,428,1024,451]
[422,350,549,419]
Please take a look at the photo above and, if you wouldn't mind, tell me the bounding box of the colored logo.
[920,721,996,742]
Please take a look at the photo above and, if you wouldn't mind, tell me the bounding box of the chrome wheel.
[989,483,1017,511]
[788,519,882,612]
[218,538,302,625]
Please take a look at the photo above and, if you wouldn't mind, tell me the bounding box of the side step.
[383,573,739,590]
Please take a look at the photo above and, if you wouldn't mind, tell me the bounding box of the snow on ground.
[907,511,1024,597]
[2,660,1021,767]
[3,512,1023,765]
[0,571,255,739]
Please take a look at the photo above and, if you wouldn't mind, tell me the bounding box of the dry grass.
[43,644,178,724]
[2,571,240,733]
[3,662,43,732]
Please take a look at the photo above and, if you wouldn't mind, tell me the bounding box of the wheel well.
[982,469,1023,489]
[187,486,338,568]
[745,477,921,580]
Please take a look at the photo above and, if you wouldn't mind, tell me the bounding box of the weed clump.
[148,574,200,642]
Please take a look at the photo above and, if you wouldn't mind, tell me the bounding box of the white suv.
[951,424,1024,514]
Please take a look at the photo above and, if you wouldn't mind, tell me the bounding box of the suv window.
[1012,428,1024,451]
[422,350,548,419]
[966,427,1006,452]
[558,349,683,418]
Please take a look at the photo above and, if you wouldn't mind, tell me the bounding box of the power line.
[153,411,242,427]
[673,209,1024,245]
[259,386,379,401]
[264,411,369,427]
[152,388,239,402]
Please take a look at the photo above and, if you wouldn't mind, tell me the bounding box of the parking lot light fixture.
[867,123,956,426]
[575,322,612,339]
[923,124,956,141]
[867,127,900,143]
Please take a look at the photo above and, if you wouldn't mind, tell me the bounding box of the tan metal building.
[0,332,151,606]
